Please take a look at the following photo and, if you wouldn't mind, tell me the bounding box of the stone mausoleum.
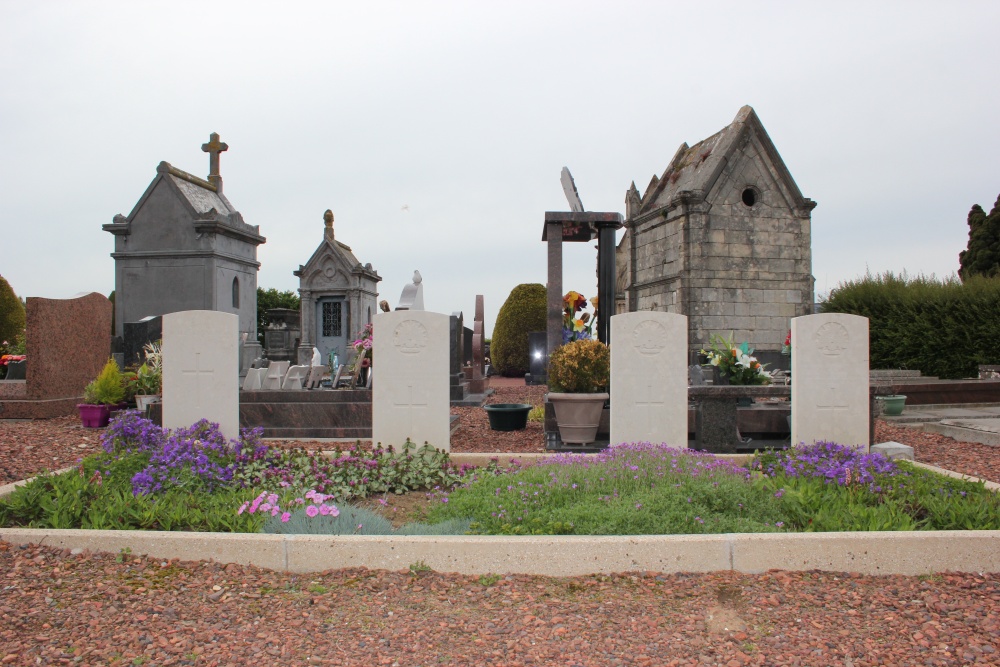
[616,106,816,358]
[294,209,381,367]
[103,133,265,368]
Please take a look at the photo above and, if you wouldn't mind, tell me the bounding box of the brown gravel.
[5,401,1000,665]
[3,543,1000,666]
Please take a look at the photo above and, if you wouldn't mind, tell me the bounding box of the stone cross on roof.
[201,132,228,191]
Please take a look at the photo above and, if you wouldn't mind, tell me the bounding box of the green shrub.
[491,283,546,377]
[84,359,126,405]
[822,271,1000,379]
[547,339,610,393]
[0,276,26,349]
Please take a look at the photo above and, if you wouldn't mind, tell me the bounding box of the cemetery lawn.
[3,411,1000,535]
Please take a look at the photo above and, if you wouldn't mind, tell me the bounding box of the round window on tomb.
[741,187,758,207]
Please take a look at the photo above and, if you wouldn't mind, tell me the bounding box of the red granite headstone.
[0,292,112,418]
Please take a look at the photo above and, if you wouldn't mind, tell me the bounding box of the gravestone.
[449,312,469,402]
[162,310,239,439]
[262,308,300,363]
[4,360,25,380]
[469,295,488,393]
[123,315,163,368]
[0,293,112,418]
[372,310,449,451]
[396,271,425,311]
[610,312,688,447]
[791,313,869,449]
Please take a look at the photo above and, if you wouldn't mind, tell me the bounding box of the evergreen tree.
[959,194,1000,281]
[0,276,26,347]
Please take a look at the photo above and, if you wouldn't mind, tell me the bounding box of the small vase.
[548,392,609,444]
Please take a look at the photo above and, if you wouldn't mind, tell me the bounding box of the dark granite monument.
[262,308,301,363]
[103,133,265,376]
[123,315,162,369]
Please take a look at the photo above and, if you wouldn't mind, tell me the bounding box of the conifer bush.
[822,272,1000,379]
[491,283,546,377]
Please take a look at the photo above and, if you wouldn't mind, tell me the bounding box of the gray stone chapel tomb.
[104,133,265,374]
[294,209,381,368]
[616,106,816,361]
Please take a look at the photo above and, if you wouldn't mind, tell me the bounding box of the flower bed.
[2,413,999,536]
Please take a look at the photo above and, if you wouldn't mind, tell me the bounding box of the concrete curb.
[2,528,999,576]
[922,422,1000,447]
[3,455,1000,576]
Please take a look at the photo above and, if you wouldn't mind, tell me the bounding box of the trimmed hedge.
[491,283,547,377]
[822,272,1000,379]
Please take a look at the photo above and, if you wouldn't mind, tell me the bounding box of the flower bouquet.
[562,291,598,344]
[700,333,771,385]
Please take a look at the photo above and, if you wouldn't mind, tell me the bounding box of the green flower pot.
[484,404,533,431]
[876,395,907,416]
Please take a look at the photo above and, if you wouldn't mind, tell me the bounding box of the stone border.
[3,455,1000,576]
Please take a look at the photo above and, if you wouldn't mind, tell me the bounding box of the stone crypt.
[103,133,265,374]
[294,209,381,368]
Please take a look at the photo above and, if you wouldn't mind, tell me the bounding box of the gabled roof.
[294,233,381,289]
[632,105,814,216]
[105,161,264,244]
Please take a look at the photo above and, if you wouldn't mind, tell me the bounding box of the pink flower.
[328,505,340,518]
[281,512,291,523]
[260,503,271,512]
[319,504,330,516]
[237,502,248,515]
[305,505,319,518]
[270,508,279,516]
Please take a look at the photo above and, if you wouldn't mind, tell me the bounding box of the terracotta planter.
[548,392,609,445]
[77,404,111,428]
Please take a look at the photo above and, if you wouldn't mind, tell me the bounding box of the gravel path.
[4,393,1000,665]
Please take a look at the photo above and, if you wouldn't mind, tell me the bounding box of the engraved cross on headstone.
[635,382,665,432]
[181,352,214,404]
[201,132,228,189]
[816,383,850,412]
[393,383,428,436]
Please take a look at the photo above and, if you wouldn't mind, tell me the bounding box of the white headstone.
[610,312,688,447]
[162,310,239,439]
[372,310,450,451]
[791,313,870,450]
[396,270,425,311]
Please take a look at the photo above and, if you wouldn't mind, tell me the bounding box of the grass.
[3,414,1000,536]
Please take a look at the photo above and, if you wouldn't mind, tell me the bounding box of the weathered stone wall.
[625,137,813,353]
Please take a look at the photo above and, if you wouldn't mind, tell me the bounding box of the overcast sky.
[3,1,998,338]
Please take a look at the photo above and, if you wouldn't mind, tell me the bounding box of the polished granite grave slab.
[239,389,372,439]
